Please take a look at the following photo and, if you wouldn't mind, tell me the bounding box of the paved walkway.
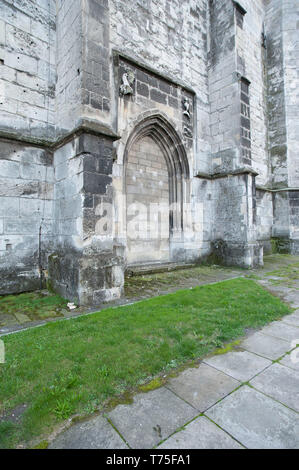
[50,279,299,450]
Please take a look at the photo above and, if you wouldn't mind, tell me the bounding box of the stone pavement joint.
[259,321,299,342]
[157,416,244,449]
[107,387,198,449]
[206,386,299,449]
[280,352,299,372]
[203,350,272,382]
[251,363,299,413]
[239,332,291,361]
[165,363,240,412]
[49,415,128,450]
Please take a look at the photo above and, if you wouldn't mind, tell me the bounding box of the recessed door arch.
[124,114,190,266]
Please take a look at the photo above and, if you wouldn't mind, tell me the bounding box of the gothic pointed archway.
[124,114,190,266]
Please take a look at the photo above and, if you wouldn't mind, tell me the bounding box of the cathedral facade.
[0,0,298,305]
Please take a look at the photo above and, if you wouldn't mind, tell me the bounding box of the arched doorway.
[126,135,170,265]
[124,114,190,267]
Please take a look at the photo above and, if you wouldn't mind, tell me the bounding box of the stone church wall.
[0,1,56,294]
[0,0,56,142]
[0,139,54,294]
[110,0,211,175]
[0,0,298,302]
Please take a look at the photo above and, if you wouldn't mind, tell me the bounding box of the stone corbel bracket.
[119,70,135,96]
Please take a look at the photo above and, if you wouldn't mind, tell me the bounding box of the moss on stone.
[139,377,165,393]
[271,238,290,254]
[106,392,134,411]
[213,339,242,355]
[46,279,54,294]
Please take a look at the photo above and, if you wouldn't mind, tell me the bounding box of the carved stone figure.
[120,70,135,95]
[184,126,193,138]
[183,97,191,119]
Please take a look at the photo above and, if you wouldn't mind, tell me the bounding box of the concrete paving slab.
[206,386,299,449]
[157,416,243,449]
[281,312,299,327]
[108,387,198,449]
[260,321,299,343]
[251,363,299,412]
[166,363,240,411]
[258,281,290,296]
[240,332,291,360]
[0,314,18,327]
[203,350,271,382]
[283,291,299,308]
[14,313,31,324]
[49,415,128,449]
[280,351,299,372]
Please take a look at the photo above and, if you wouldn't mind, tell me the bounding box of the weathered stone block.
[0,197,19,217]
[150,88,167,104]
[83,172,112,195]
[137,81,149,98]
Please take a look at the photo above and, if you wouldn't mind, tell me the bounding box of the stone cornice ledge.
[256,185,299,192]
[0,118,120,151]
[55,118,120,149]
[195,167,259,180]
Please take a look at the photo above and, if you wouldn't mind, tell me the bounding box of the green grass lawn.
[0,278,291,448]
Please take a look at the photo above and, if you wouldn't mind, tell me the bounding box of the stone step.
[125,262,197,277]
